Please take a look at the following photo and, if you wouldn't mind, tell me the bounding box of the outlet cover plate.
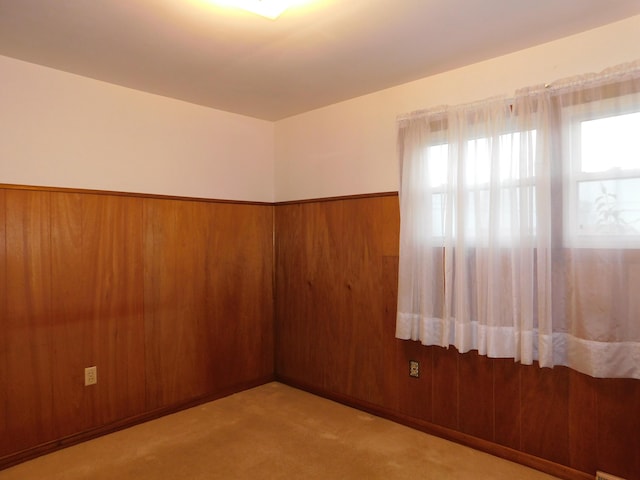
[84,366,97,386]
[409,360,420,378]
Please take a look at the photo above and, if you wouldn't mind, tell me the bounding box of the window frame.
[562,99,640,249]
[421,128,539,246]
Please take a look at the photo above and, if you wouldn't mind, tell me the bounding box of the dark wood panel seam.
[271,207,278,376]
[0,375,275,472]
[277,375,593,480]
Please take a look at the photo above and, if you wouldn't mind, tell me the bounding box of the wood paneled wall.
[274,194,640,480]
[0,186,274,466]
[2,186,639,479]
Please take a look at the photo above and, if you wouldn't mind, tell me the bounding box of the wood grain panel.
[3,187,640,480]
[568,370,597,474]
[276,201,344,390]
[49,192,92,438]
[493,358,521,450]
[274,203,317,383]
[520,364,570,466]
[596,377,640,480]
[458,350,494,441]
[277,201,344,389]
[382,256,405,414]
[1,186,274,466]
[431,346,459,430]
[145,199,273,409]
[205,203,274,391]
[275,198,395,406]
[395,339,433,422]
[381,194,399,257]
[333,198,388,404]
[3,190,54,454]
[276,194,640,480]
[144,199,218,409]
[305,200,350,395]
[84,195,146,424]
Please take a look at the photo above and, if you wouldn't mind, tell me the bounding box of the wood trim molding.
[0,183,273,206]
[274,191,398,206]
[0,376,274,471]
[277,376,593,480]
[1,183,399,206]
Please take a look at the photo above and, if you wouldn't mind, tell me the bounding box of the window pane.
[581,112,640,173]
[432,193,445,237]
[468,186,536,241]
[425,131,537,241]
[577,178,640,235]
[466,131,536,186]
[427,144,448,187]
[467,138,491,185]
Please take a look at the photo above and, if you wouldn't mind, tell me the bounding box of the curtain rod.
[397,59,640,124]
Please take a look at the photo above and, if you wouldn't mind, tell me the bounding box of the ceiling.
[1,0,639,121]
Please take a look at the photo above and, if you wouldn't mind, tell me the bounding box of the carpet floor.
[0,382,559,479]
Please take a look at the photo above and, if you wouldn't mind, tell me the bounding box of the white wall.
[3,15,639,203]
[0,56,274,202]
[274,15,640,202]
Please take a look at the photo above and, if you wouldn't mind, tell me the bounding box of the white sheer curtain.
[396,61,640,379]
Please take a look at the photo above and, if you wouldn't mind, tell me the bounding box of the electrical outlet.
[409,360,420,378]
[84,366,97,386]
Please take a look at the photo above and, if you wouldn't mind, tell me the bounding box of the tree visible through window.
[569,110,640,246]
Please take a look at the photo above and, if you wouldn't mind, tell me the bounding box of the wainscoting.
[1,186,639,479]
[274,194,640,480]
[0,185,274,468]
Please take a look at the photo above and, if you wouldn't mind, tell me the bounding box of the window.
[565,108,640,247]
[425,131,537,242]
[396,61,640,379]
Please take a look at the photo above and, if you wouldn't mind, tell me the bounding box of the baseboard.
[276,376,593,480]
[0,375,275,471]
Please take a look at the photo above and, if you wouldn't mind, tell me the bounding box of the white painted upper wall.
[274,15,640,202]
[0,56,275,202]
[2,16,639,204]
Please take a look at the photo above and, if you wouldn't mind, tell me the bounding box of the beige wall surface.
[0,56,275,202]
[2,15,639,203]
[274,15,640,202]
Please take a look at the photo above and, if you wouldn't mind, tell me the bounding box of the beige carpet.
[0,382,559,479]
